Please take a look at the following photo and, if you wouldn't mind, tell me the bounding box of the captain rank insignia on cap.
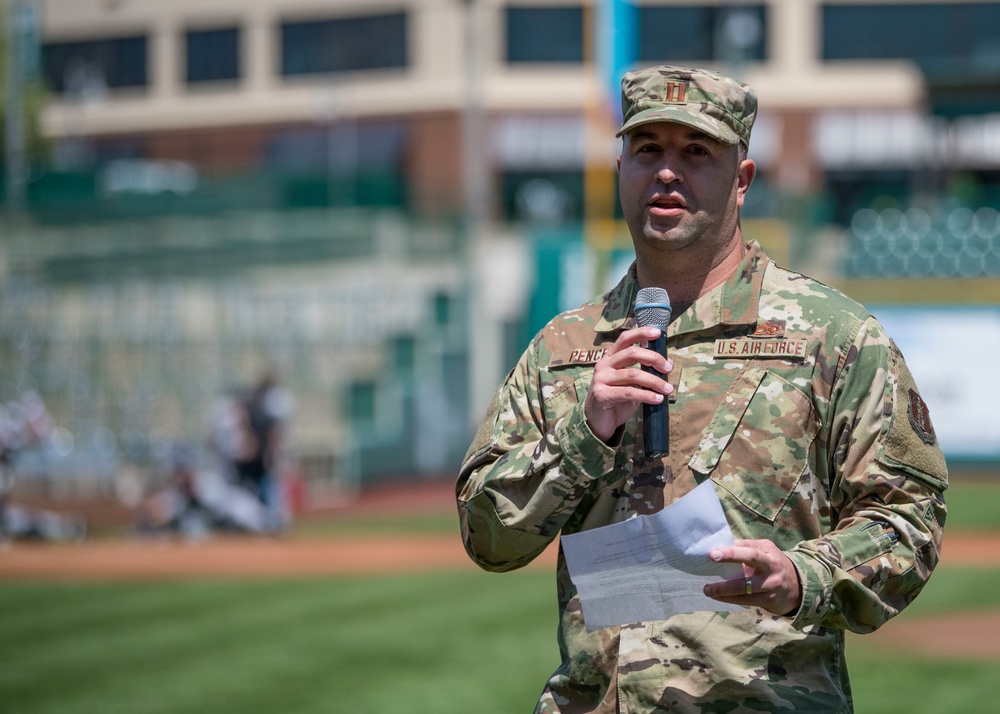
[663,81,687,103]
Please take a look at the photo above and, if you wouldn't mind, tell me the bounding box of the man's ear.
[736,158,756,207]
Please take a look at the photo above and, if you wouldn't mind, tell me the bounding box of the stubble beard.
[637,209,715,254]
[632,206,742,288]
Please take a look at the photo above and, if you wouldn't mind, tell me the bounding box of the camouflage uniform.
[456,241,948,713]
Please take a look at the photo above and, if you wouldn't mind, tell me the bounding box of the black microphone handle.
[641,331,669,457]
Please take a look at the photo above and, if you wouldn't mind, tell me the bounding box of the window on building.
[505,6,585,64]
[347,380,377,425]
[501,171,584,222]
[433,291,453,328]
[822,3,1000,65]
[638,5,767,63]
[265,121,408,208]
[824,3,1000,116]
[186,27,240,84]
[43,35,147,96]
[393,335,416,377]
[281,13,408,76]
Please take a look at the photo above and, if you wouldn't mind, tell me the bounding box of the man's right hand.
[584,327,673,443]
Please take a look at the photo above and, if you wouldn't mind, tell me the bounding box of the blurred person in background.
[134,448,269,538]
[207,387,258,484]
[233,372,294,532]
[456,65,948,712]
[201,373,294,535]
[0,391,85,542]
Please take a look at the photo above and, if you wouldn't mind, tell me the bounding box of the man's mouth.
[648,195,686,212]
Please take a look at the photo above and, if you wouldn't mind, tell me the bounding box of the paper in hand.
[561,480,745,631]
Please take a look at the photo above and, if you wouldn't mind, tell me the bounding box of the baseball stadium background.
[3,1,1000,712]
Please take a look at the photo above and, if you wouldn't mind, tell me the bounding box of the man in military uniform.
[456,65,947,712]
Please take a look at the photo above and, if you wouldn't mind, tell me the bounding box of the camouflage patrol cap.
[617,65,757,147]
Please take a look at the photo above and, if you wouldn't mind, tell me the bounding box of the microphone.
[634,287,672,458]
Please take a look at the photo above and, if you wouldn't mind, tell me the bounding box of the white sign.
[875,306,1000,459]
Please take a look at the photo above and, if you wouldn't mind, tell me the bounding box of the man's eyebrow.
[677,128,722,144]
[685,129,718,143]
[626,127,720,144]
[628,130,658,143]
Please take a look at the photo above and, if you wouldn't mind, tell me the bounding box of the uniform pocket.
[690,365,819,522]
[541,367,588,429]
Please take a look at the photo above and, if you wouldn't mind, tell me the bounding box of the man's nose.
[655,157,682,184]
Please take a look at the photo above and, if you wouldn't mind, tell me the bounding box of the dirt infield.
[0,533,555,579]
[0,478,539,580]
[1,478,998,659]
[0,530,993,580]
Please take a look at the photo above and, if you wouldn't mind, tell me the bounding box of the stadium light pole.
[460,0,504,427]
[4,0,25,216]
[3,0,40,218]
[584,0,635,292]
[461,0,488,234]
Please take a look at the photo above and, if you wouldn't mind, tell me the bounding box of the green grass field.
[1,480,998,713]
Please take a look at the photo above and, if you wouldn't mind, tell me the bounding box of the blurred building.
[32,0,1000,222]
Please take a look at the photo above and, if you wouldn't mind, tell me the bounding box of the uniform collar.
[595,240,770,335]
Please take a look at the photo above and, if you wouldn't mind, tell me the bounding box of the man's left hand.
[702,539,803,617]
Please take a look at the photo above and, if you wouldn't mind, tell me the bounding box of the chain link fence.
[843,206,1000,278]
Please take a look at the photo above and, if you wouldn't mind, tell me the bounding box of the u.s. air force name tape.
[713,338,809,360]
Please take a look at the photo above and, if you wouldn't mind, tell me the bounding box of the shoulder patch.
[879,342,948,489]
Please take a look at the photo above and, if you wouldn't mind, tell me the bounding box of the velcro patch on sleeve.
[880,342,948,488]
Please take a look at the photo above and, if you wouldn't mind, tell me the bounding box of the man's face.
[617,122,753,258]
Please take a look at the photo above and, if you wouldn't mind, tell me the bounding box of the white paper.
[561,480,745,631]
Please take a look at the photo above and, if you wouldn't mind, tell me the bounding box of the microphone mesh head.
[634,287,672,329]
